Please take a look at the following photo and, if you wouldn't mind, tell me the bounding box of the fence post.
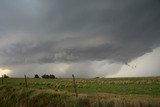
[24,75,28,88]
[72,74,78,97]
[1,75,3,85]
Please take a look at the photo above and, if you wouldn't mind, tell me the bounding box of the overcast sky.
[0,0,160,77]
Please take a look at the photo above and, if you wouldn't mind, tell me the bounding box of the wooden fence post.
[72,74,78,97]
[24,75,28,88]
[1,75,3,85]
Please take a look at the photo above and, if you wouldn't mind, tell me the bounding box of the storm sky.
[0,0,160,77]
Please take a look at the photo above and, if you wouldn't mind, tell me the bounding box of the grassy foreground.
[0,77,160,107]
[0,85,160,107]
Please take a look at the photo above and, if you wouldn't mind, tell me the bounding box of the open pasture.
[1,77,160,106]
[2,76,160,96]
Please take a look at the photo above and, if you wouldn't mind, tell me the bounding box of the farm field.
[0,77,160,107]
[2,77,160,96]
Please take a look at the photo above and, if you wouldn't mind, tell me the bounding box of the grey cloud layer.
[0,0,160,66]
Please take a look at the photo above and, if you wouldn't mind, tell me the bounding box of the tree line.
[34,74,56,79]
[1,74,56,79]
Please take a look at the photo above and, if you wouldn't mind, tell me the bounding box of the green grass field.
[0,77,160,107]
[2,77,160,96]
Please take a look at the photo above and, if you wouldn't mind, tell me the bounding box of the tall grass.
[0,85,160,107]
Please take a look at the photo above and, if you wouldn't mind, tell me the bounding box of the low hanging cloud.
[0,0,160,77]
[109,47,160,77]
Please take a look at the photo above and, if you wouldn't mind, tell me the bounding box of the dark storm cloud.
[0,0,160,66]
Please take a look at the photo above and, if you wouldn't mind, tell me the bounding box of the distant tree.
[49,74,55,79]
[42,74,49,79]
[34,74,40,79]
[3,74,9,78]
[41,74,45,78]
[41,74,56,79]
